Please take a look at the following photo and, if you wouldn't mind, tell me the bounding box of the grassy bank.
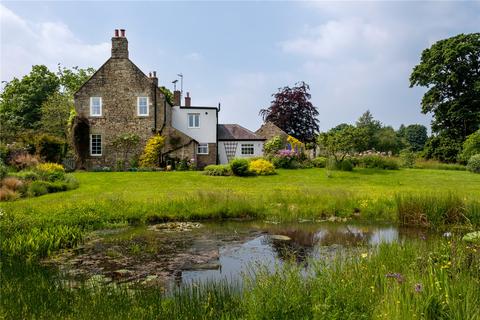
[2,238,479,319]
[1,169,480,258]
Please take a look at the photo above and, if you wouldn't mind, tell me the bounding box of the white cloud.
[281,18,390,61]
[0,4,109,82]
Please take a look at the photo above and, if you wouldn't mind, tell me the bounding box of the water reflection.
[51,220,430,289]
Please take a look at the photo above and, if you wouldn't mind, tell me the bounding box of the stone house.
[73,29,265,169]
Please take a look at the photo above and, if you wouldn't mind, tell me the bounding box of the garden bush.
[467,154,480,173]
[9,153,39,171]
[28,181,49,197]
[271,150,299,169]
[339,159,353,171]
[36,134,64,163]
[311,157,327,168]
[1,177,25,193]
[230,158,250,176]
[0,187,19,201]
[9,171,39,181]
[0,159,7,180]
[35,163,65,181]
[249,159,276,175]
[139,135,164,168]
[264,136,284,155]
[204,164,232,176]
[399,149,416,168]
[359,155,399,170]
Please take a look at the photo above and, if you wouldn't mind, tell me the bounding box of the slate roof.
[218,124,266,141]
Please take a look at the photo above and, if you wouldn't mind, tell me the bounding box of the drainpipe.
[153,84,157,132]
[216,103,220,165]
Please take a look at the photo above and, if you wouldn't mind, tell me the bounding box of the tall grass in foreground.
[2,239,479,319]
[1,191,479,258]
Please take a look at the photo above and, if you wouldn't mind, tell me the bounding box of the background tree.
[459,129,480,163]
[401,124,428,152]
[355,110,382,152]
[318,125,359,163]
[410,33,480,159]
[259,81,319,143]
[0,65,59,141]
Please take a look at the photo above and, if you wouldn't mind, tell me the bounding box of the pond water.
[46,220,431,290]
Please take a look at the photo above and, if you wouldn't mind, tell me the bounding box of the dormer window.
[137,96,149,116]
[90,97,102,117]
[188,113,200,128]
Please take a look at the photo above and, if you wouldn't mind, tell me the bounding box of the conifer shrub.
[467,154,480,173]
[249,159,276,175]
[139,135,165,168]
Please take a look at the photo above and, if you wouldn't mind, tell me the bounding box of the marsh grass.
[2,239,479,320]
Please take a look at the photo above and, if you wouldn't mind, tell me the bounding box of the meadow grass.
[1,168,480,258]
[1,238,479,319]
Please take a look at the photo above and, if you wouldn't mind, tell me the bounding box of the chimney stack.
[185,92,191,107]
[149,71,158,86]
[173,90,181,106]
[111,29,128,59]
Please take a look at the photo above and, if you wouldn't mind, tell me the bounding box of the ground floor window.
[90,134,102,156]
[241,143,254,155]
[197,143,209,155]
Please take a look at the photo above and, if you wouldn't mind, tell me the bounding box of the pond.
[45,220,432,291]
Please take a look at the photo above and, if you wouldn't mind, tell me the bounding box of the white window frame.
[197,143,209,155]
[90,134,102,156]
[90,97,102,117]
[137,96,149,116]
[241,143,254,155]
[188,113,200,128]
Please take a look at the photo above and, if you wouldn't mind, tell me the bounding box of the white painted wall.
[171,106,217,143]
[218,140,264,164]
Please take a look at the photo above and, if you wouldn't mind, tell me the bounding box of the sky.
[1,1,479,132]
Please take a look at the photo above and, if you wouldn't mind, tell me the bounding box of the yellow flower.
[361,253,368,258]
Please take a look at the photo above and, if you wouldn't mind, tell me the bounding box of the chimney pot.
[153,71,156,77]
[120,29,125,37]
[149,72,152,77]
[114,29,119,37]
[185,92,191,107]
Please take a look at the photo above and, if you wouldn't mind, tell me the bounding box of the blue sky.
[1,1,479,132]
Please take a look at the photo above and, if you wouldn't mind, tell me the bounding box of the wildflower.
[385,272,405,284]
[443,232,452,238]
[361,253,368,259]
[414,283,423,293]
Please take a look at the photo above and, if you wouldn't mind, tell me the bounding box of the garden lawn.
[1,168,480,258]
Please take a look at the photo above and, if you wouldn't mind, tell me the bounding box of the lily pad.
[463,231,480,244]
[270,235,291,241]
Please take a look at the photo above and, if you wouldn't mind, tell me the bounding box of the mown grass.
[1,168,480,258]
[1,238,479,319]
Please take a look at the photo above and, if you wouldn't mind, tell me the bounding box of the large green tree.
[0,65,95,144]
[0,65,59,140]
[355,110,382,152]
[410,33,480,142]
[318,125,359,163]
[259,81,319,143]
